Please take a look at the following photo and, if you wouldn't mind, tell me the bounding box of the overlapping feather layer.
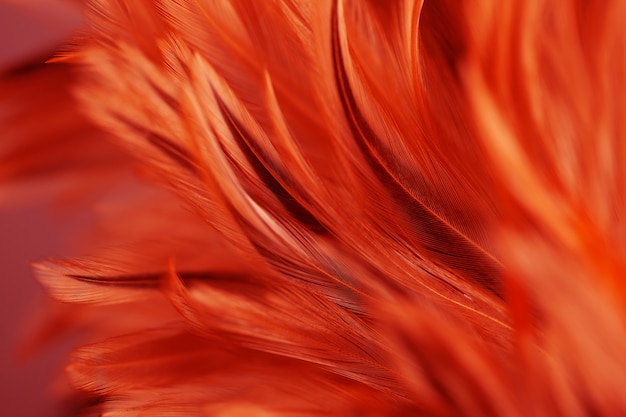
[2,0,626,416]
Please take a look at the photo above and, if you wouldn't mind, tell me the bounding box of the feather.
[0,62,129,207]
[3,0,626,415]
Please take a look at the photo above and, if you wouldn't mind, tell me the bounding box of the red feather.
[3,0,626,415]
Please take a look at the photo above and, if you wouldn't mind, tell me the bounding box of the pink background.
[0,3,82,416]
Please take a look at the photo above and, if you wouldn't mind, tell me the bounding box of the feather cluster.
[3,0,626,415]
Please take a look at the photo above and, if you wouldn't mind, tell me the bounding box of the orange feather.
[3,0,626,415]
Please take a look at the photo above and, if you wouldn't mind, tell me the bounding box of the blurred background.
[0,2,82,416]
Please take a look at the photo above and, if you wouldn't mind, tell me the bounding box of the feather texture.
[3,0,626,415]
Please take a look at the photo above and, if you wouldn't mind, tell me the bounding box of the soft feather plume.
[3,0,626,415]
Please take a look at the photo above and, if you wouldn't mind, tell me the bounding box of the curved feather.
[7,0,626,416]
